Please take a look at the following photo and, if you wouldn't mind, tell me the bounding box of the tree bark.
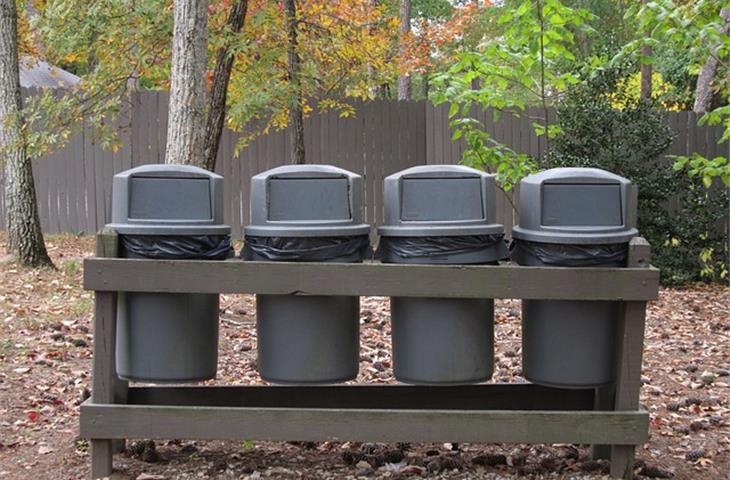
[165,0,208,166]
[0,0,53,268]
[639,0,652,100]
[285,0,305,164]
[202,0,248,171]
[693,8,730,114]
[397,0,411,101]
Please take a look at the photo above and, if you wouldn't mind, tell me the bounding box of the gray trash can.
[378,165,509,385]
[243,165,371,384]
[511,167,638,388]
[107,165,231,383]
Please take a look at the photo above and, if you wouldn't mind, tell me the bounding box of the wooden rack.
[81,230,658,479]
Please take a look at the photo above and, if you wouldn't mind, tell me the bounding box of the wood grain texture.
[609,237,651,479]
[83,258,660,300]
[90,439,113,479]
[89,290,116,477]
[80,403,648,445]
[92,231,127,456]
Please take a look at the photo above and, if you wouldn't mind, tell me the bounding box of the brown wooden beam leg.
[89,289,118,478]
[610,445,637,479]
[609,238,650,479]
[609,301,646,479]
[94,230,128,457]
[111,353,128,454]
[608,301,647,479]
[591,384,615,460]
[91,440,113,479]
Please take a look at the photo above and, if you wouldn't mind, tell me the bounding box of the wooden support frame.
[82,233,657,480]
[90,229,129,479]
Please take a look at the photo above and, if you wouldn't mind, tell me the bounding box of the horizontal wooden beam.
[126,384,594,411]
[80,402,648,445]
[83,259,659,300]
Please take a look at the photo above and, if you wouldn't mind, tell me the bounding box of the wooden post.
[591,384,615,460]
[90,228,126,478]
[609,237,651,479]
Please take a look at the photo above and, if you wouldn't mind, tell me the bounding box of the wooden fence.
[0,91,727,237]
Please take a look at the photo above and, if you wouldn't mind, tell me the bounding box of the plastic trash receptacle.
[511,167,638,388]
[242,165,371,384]
[107,165,232,383]
[377,165,509,384]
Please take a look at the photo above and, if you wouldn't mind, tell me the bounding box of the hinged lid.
[106,164,230,235]
[378,165,504,237]
[512,167,638,244]
[245,165,370,237]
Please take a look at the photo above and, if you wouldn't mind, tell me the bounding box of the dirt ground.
[0,234,727,480]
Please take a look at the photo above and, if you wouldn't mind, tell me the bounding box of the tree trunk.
[397,0,411,101]
[202,0,248,171]
[693,8,730,114]
[285,0,305,164]
[165,0,208,166]
[639,0,652,100]
[0,0,53,268]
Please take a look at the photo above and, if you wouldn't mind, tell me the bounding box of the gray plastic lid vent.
[267,176,352,221]
[107,164,229,235]
[512,167,638,244]
[379,165,504,237]
[246,164,370,238]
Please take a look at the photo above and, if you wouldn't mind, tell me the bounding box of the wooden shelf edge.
[83,258,659,300]
[80,401,649,445]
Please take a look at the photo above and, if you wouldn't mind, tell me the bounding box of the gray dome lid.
[512,167,638,244]
[378,165,504,237]
[106,164,230,235]
[244,164,370,237]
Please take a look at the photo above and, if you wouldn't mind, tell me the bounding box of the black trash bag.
[377,234,509,260]
[242,235,371,262]
[512,240,627,267]
[120,235,233,260]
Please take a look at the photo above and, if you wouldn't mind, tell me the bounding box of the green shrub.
[550,66,728,285]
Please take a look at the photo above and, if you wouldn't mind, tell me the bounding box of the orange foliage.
[400,2,488,75]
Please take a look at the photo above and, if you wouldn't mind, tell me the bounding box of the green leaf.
[448,103,459,118]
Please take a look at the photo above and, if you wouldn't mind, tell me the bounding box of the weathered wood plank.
[82,124,97,233]
[609,237,651,479]
[126,384,594,411]
[83,258,659,300]
[90,439,113,479]
[90,289,116,478]
[80,403,648,445]
[92,230,127,458]
[95,228,118,258]
[71,133,86,232]
[592,384,616,460]
[91,290,116,404]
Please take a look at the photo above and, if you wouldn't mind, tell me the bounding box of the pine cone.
[685,448,706,462]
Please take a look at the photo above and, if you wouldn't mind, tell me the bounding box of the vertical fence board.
[33,156,50,232]
[131,93,143,167]
[47,143,63,233]
[83,124,98,233]
[72,133,86,232]
[425,103,435,165]
[157,91,169,163]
